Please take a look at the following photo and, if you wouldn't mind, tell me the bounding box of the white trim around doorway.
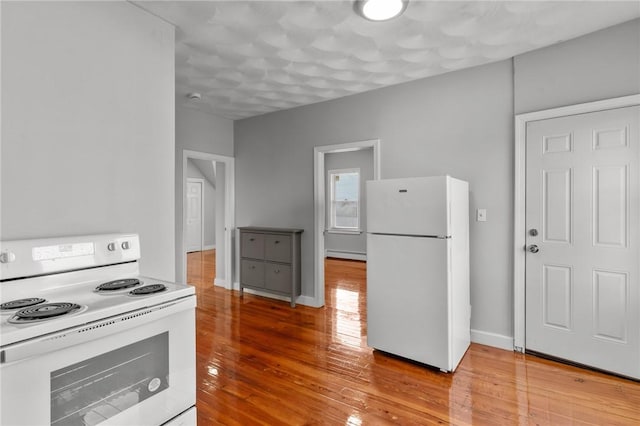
[313,139,381,308]
[513,94,640,352]
[182,150,235,290]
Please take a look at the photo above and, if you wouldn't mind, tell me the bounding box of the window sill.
[326,229,363,235]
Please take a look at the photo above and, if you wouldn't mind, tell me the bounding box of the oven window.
[50,332,169,425]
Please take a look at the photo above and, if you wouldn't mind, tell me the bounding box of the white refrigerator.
[366,176,470,372]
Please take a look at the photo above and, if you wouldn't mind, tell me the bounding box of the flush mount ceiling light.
[356,0,408,22]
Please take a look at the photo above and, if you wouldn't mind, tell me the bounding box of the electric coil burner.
[96,278,141,292]
[130,284,167,296]
[0,298,47,311]
[8,302,84,324]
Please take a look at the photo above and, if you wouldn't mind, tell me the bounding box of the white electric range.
[0,234,197,426]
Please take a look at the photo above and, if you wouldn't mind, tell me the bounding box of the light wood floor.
[187,250,640,425]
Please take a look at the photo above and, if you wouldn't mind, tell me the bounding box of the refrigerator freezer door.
[366,177,449,237]
[367,233,450,370]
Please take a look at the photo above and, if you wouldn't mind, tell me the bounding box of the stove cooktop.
[0,275,195,347]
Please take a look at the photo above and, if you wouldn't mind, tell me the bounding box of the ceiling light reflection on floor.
[346,413,363,425]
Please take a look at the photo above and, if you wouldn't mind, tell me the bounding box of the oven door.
[0,297,196,426]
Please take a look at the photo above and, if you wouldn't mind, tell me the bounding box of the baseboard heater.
[325,250,367,261]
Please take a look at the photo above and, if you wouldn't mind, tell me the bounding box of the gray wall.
[187,159,216,248]
[175,104,234,282]
[235,59,514,338]
[514,19,640,114]
[324,149,374,257]
[1,2,176,280]
[234,19,640,342]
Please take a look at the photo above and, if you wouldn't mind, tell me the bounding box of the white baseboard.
[241,287,291,303]
[214,277,225,287]
[232,282,321,307]
[296,295,322,308]
[470,329,514,351]
[186,245,215,253]
[325,250,366,261]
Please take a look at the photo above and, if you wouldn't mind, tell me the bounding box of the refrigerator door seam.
[368,233,451,239]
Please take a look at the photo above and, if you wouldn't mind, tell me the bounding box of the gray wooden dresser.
[238,227,303,307]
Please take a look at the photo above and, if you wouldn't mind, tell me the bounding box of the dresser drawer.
[264,234,291,263]
[241,232,264,259]
[241,259,264,288]
[265,263,291,294]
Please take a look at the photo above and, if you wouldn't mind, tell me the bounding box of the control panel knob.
[0,251,16,263]
[107,242,116,252]
[121,241,131,250]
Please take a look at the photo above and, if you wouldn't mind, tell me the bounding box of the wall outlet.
[476,209,487,222]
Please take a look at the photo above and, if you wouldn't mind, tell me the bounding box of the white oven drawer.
[0,298,196,426]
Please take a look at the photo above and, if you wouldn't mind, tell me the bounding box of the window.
[328,168,360,231]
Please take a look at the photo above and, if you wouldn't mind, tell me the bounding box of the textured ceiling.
[134,1,640,120]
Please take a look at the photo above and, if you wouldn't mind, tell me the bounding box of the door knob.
[527,244,539,253]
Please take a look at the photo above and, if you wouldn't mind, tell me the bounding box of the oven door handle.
[0,296,196,364]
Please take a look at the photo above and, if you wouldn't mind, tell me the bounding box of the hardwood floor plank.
[187,253,640,425]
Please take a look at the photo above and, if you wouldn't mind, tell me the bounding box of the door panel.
[525,105,639,378]
[593,165,627,247]
[542,168,572,244]
[542,264,572,330]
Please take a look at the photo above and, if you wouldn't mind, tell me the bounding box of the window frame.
[327,167,361,233]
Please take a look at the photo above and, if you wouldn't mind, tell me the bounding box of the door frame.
[313,139,381,308]
[513,94,640,352]
[182,150,235,290]
[186,177,205,253]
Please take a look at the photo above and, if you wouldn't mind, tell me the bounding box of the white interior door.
[186,179,203,253]
[525,105,640,378]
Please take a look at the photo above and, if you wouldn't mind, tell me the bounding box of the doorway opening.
[182,150,235,290]
[313,139,380,308]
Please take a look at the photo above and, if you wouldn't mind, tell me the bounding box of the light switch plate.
[476,209,487,222]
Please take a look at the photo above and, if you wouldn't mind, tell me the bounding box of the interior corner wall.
[514,18,640,114]
[1,2,176,280]
[175,105,233,282]
[235,59,514,339]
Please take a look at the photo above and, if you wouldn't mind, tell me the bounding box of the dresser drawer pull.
[250,265,255,269]
[249,238,255,241]
[274,240,280,244]
[274,269,280,273]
